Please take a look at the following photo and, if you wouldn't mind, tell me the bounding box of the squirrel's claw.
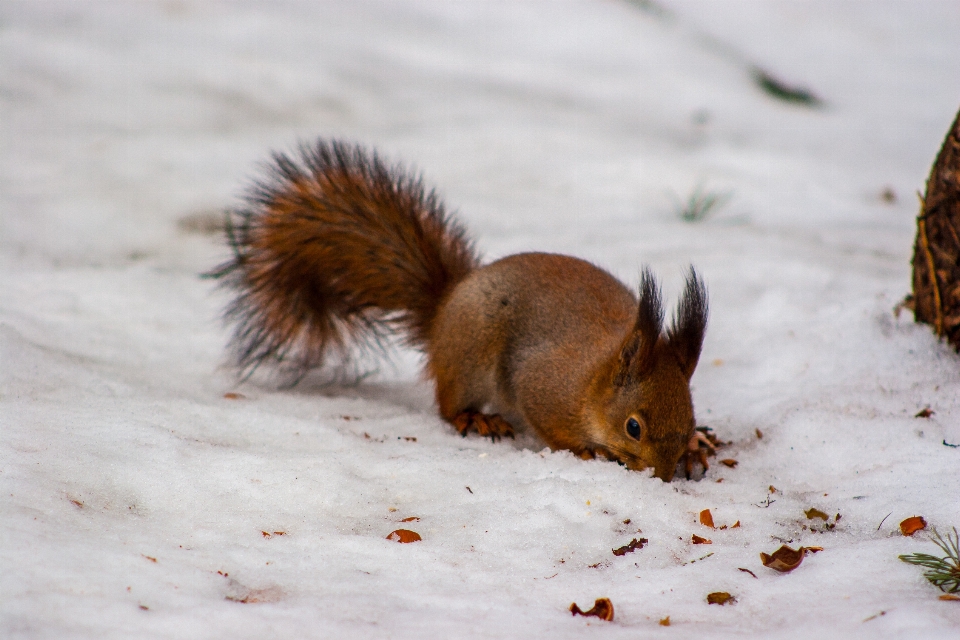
[452,411,515,442]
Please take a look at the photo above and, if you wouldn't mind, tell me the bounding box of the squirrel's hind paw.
[452,411,515,442]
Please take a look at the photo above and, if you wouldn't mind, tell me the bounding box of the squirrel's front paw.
[683,427,718,479]
[452,411,515,442]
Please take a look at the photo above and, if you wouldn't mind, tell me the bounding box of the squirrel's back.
[428,252,639,435]
[209,140,479,378]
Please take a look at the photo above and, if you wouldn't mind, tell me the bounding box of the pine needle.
[899,527,960,593]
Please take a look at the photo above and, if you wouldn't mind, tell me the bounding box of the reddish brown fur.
[211,140,708,480]
[209,141,478,378]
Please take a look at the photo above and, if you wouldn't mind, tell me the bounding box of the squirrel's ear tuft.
[667,267,708,380]
[615,268,663,385]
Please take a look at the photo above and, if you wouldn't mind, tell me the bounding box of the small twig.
[877,512,892,531]
[682,552,714,566]
[944,440,960,449]
[737,567,758,579]
[753,495,776,508]
[863,610,886,622]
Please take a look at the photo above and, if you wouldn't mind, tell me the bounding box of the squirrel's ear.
[615,268,663,386]
[667,267,708,380]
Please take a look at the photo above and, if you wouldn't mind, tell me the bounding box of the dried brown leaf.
[899,516,927,536]
[691,534,712,545]
[659,616,671,626]
[939,594,960,601]
[223,392,245,400]
[720,459,738,468]
[805,508,829,521]
[699,509,715,528]
[612,538,647,556]
[400,516,420,522]
[386,529,421,543]
[760,545,820,572]
[915,407,934,418]
[707,592,734,605]
[570,598,614,621]
[755,428,763,439]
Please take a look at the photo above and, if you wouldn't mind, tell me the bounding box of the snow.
[2,0,960,637]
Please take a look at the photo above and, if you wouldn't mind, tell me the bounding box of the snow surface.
[3,1,960,638]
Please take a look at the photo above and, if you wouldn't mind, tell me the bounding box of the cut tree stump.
[911,108,960,349]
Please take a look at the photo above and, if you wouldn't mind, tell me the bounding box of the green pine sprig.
[899,527,960,593]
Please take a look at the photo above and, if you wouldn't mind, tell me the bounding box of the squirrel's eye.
[625,417,642,440]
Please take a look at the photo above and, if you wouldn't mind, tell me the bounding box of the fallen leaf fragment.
[732,520,741,528]
[738,567,758,579]
[915,407,934,418]
[659,616,671,626]
[805,508,829,521]
[226,584,284,604]
[139,604,149,611]
[755,428,763,439]
[899,516,927,536]
[707,592,734,605]
[223,392,245,400]
[691,534,712,545]
[940,594,960,601]
[760,545,821,572]
[386,529,421,543]
[720,459,738,468]
[612,538,648,556]
[142,555,157,563]
[400,516,420,522]
[570,598,614,621]
[700,509,715,528]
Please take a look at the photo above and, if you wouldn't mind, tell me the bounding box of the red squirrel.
[210,140,712,481]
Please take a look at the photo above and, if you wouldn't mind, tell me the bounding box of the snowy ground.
[3,1,960,638]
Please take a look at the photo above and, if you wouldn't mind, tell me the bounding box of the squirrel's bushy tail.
[208,140,480,379]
